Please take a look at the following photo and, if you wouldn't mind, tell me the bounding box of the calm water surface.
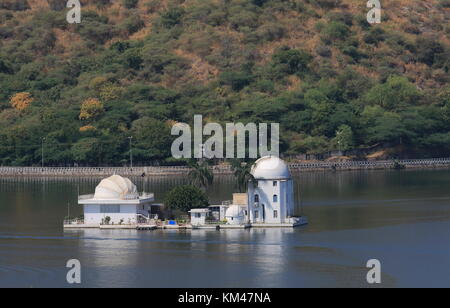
[0,169,449,287]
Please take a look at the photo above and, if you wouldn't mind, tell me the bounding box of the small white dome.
[251,156,291,180]
[225,205,244,218]
[94,175,138,200]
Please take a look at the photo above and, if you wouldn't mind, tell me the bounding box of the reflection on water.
[0,169,449,287]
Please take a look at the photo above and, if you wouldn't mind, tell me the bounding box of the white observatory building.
[77,175,154,226]
[247,156,295,224]
[188,156,306,228]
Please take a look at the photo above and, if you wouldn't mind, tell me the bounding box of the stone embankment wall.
[0,158,449,176]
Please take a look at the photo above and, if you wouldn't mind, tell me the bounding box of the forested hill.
[0,0,449,166]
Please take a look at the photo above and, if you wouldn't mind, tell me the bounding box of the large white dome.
[94,175,138,200]
[251,156,291,180]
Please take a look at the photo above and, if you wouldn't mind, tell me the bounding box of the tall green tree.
[333,125,354,152]
[364,76,421,110]
[230,159,257,193]
[187,159,214,190]
[131,117,172,161]
[164,185,209,215]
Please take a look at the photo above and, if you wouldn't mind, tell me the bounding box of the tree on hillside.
[10,92,33,111]
[79,98,104,121]
[333,125,354,152]
[131,117,173,161]
[415,36,444,66]
[361,106,406,145]
[272,47,312,75]
[123,0,138,9]
[364,76,421,110]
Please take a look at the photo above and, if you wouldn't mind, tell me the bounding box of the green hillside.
[0,0,449,166]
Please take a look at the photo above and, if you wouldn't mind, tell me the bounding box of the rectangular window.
[273,195,278,203]
[195,213,201,218]
[274,210,278,218]
[273,181,277,187]
[100,205,120,213]
[254,211,259,219]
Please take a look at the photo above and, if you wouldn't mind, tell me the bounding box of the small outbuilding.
[189,208,210,226]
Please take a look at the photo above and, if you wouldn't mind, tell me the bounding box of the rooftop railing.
[139,192,154,199]
[63,218,84,225]
[77,192,154,200]
[122,193,140,200]
[78,194,94,200]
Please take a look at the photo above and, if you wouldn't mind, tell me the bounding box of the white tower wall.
[247,156,296,224]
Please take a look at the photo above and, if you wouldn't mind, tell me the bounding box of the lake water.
[0,169,449,288]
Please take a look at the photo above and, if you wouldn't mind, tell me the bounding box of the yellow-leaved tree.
[10,92,33,111]
[79,98,104,121]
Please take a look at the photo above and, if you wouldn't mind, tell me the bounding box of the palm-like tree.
[230,159,257,193]
[187,159,214,190]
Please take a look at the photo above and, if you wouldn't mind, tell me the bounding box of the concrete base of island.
[63,217,308,230]
[64,224,157,230]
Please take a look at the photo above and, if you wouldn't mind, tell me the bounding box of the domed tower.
[248,156,294,224]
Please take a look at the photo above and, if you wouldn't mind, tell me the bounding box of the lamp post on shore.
[41,137,46,170]
[336,130,342,156]
[128,136,133,170]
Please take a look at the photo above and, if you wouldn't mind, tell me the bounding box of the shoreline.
[0,158,449,177]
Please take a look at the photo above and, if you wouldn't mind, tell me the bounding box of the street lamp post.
[336,130,342,156]
[41,137,46,170]
[128,136,133,170]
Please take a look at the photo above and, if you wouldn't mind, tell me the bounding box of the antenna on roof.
[300,192,304,217]
[295,176,304,217]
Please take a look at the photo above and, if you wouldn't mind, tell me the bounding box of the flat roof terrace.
[78,193,154,205]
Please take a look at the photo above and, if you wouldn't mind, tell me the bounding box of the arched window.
[254,194,259,202]
[273,195,278,203]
